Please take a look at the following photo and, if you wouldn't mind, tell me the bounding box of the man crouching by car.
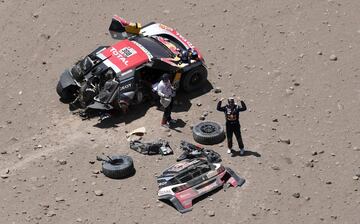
[157,73,177,128]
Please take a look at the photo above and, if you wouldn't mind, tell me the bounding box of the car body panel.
[96,40,152,74]
[157,158,245,213]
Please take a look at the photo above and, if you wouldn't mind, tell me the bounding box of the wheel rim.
[200,124,216,134]
[111,158,124,165]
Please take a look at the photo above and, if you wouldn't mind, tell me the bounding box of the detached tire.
[102,155,135,179]
[182,65,208,92]
[192,121,225,145]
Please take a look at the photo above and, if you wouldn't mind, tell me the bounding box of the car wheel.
[182,65,207,92]
[56,82,76,101]
[101,155,135,179]
[192,121,225,145]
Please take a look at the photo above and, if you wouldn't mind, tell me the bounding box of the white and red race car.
[56,16,207,118]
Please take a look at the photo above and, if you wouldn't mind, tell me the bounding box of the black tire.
[181,65,207,92]
[56,82,76,101]
[101,155,135,179]
[192,121,225,145]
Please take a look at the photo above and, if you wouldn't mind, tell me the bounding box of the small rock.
[4,168,10,174]
[352,176,359,180]
[92,170,100,174]
[157,203,164,208]
[196,102,202,106]
[272,119,278,122]
[207,210,215,217]
[32,13,39,19]
[329,54,337,61]
[46,211,56,217]
[312,151,318,156]
[279,138,291,144]
[58,159,67,165]
[271,165,280,171]
[39,203,50,209]
[214,87,222,93]
[89,160,95,164]
[94,190,103,196]
[76,218,82,222]
[17,154,23,160]
[142,186,147,190]
[90,138,95,142]
[199,116,205,121]
[1,151,7,154]
[326,181,332,185]
[292,193,300,198]
[167,132,172,137]
[55,197,65,202]
[0,174,9,179]
[305,196,311,201]
[317,51,323,55]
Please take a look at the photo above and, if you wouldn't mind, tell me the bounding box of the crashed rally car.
[56,16,207,117]
[157,158,245,213]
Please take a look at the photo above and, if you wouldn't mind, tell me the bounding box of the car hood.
[96,39,153,74]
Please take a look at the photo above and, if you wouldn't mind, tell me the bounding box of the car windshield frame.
[132,36,174,59]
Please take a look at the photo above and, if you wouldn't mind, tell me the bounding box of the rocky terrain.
[0,0,359,223]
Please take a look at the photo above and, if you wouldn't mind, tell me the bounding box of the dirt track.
[1,0,360,223]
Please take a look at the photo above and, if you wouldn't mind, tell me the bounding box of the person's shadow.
[231,149,261,157]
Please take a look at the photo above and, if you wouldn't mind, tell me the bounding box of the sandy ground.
[1,0,360,223]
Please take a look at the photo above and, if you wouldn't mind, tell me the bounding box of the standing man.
[157,73,176,127]
[217,97,247,155]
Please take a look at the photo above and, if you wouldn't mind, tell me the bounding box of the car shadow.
[231,149,261,158]
[92,80,213,128]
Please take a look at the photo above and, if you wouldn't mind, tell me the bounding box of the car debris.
[96,155,135,179]
[177,140,221,163]
[126,127,146,141]
[157,158,245,213]
[130,139,173,155]
[56,15,207,120]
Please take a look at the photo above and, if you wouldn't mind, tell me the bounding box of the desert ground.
[0,0,360,223]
